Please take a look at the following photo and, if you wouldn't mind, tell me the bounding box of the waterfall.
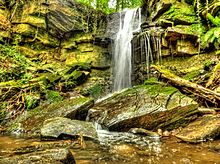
[142,31,162,78]
[113,8,142,92]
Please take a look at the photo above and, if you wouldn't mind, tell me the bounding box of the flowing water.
[1,135,220,164]
[113,8,142,91]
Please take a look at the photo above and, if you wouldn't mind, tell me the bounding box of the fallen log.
[151,65,220,106]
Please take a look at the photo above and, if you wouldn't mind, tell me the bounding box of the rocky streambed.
[1,80,220,163]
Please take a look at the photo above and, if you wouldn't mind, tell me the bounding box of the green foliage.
[76,0,142,13]
[207,13,220,26]
[0,44,28,66]
[201,13,220,50]
[0,102,8,122]
[201,27,220,49]
[25,94,40,110]
[0,44,30,82]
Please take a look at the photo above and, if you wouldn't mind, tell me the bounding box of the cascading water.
[113,8,142,92]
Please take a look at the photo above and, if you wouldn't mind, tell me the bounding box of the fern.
[201,27,220,49]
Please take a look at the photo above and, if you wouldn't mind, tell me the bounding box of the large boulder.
[0,148,76,164]
[87,80,199,131]
[175,115,220,143]
[41,117,97,140]
[6,96,94,136]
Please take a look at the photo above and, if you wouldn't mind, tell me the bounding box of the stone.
[164,25,202,56]
[87,81,199,132]
[0,149,76,164]
[150,0,174,21]
[41,117,97,140]
[158,2,197,25]
[6,96,94,136]
[165,26,198,41]
[129,128,160,137]
[175,115,220,143]
[176,40,199,56]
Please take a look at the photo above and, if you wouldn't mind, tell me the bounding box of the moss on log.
[152,65,220,106]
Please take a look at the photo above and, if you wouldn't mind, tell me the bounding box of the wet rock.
[175,115,220,143]
[87,81,198,132]
[6,96,94,136]
[164,25,201,56]
[105,12,120,39]
[129,128,159,137]
[41,117,97,140]
[0,148,76,164]
[209,143,220,153]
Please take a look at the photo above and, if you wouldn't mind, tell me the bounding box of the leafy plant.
[0,44,30,82]
[201,27,220,49]
[76,0,142,13]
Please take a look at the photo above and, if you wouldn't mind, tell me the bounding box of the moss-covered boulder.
[87,79,199,132]
[6,96,94,136]
[41,117,97,140]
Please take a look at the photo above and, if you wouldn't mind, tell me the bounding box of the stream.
[1,134,220,164]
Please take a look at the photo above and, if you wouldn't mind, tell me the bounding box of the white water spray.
[113,8,142,92]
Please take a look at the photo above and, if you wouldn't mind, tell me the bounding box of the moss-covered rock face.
[141,0,205,58]
[159,2,197,25]
[87,79,199,132]
[0,0,110,71]
[0,0,111,124]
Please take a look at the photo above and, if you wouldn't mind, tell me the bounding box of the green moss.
[64,63,91,75]
[82,84,103,99]
[14,96,92,126]
[183,70,201,81]
[144,84,162,96]
[68,70,83,80]
[46,90,63,103]
[162,3,197,24]
[160,86,178,95]
[184,24,205,36]
[144,77,158,85]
